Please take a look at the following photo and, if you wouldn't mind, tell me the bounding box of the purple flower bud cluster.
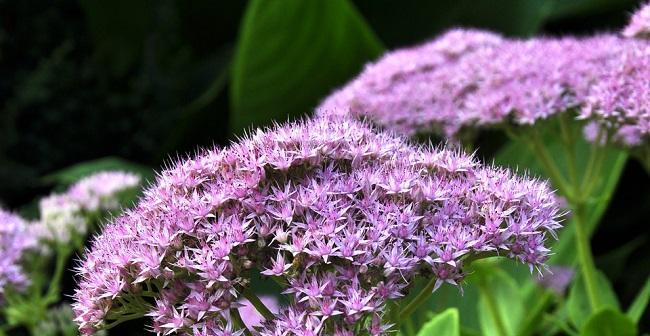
[0,209,36,300]
[34,171,141,244]
[623,2,650,38]
[318,29,649,147]
[73,117,561,335]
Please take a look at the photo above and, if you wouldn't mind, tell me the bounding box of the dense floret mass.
[318,29,649,147]
[73,117,561,335]
[0,209,35,299]
[582,43,650,146]
[623,2,650,38]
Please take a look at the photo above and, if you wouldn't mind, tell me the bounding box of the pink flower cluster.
[73,117,561,335]
[318,29,650,147]
[34,171,141,245]
[583,42,650,146]
[623,2,650,38]
[0,209,35,299]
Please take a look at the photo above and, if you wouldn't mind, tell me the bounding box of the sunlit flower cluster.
[73,117,561,335]
[0,209,35,299]
[318,29,649,147]
[33,171,141,244]
[623,2,650,38]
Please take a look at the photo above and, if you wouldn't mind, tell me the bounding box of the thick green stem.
[231,309,253,336]
[399,277,437,320]
[44,247,70,304]
[559,114,578,187]
[529,130,572,200]
[242,289,275,321]
[478,277,509,336]
[518,291,553,336]
[573,204,602,310]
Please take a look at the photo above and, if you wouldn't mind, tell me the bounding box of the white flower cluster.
[32,171,141,246]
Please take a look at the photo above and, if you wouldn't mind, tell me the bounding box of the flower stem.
[399,277,437,320]
[517,290,553,336]
[572,203,602,310]
[44,246,70,304]
[231,309,253,336]
[242,289,275,321]
[478,276,509,336]
[529,129,572,200]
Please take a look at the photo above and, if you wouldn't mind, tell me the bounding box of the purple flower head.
[318,29,649,150]
[623,2,650,38]
[73,117,561,335]
[0,209,35,300]
[582,43,650,147]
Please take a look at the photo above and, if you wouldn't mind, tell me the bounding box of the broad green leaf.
[475,260,525,336]
[416,308,460,336]
[230,0,383,133]
[580,308,636,336]
[79,0,153,77]
[626,277,650,323]
[42,156,154,187]
[567,271,620,329]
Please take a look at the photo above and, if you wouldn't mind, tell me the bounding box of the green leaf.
[42,156,154,187]
[79,0,154,77]
[475,261,525,336]
[416,308,460,336]
[626,277,650,323]
[230,0,383,133]
[567,271,620,329]
[580,308,636,336]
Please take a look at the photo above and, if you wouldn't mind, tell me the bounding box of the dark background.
[1,0,648,334]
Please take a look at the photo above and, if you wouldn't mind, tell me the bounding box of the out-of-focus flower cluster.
[624,2,650,38]
[318,29,650,148]
[0,209,35,300]
[32,171,140,245]
[73,117,561,335]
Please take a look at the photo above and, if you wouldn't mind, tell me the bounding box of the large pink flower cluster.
[73,117,561,335]
[318,29,649,147]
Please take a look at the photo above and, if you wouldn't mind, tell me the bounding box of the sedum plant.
[72,117,561,335]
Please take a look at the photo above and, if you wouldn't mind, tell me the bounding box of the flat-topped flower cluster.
[318,28,650,148]
[73,117,561,335]
[0,209,35,300]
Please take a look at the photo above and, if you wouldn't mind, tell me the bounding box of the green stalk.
[517,291,553,336]
[528,127,602,311]
[44,247,71,304]
[559,114,578,187]
[399,277,437,320]
[242,289,275,321]
[528,129,572,200]
[478,277,509,336]
[572,203,602,310]
[231,308,253,336]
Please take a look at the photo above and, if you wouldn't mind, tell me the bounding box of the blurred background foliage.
[1,0,648,334]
